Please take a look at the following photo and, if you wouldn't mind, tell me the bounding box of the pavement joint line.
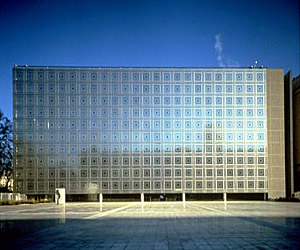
[84,203,137,219]
[0,206,55,215]
[200,205,231,215]
[2,212,105,215]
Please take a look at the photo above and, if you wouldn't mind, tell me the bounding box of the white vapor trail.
[214,33,239,67]
[214,33,225,67]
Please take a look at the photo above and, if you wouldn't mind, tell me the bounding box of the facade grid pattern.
[13,67,268,195]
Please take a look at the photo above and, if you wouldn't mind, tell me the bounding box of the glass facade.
[13,67,268,194]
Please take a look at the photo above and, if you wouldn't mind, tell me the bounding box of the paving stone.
[1,201,300,249]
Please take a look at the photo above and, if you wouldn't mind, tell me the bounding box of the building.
[284,71,294,198]
[293,74,300,193]
[13,66,286,200]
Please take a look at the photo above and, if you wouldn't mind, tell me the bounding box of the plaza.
[10,66,294,248]
[1,201,300,249]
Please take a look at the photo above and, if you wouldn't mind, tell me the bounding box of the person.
[160,194,164,201]
[55,190,61,205]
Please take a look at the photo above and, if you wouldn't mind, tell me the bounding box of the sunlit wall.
[13,67,269,195]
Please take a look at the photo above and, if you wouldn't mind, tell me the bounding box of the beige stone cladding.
[267,70,285,199]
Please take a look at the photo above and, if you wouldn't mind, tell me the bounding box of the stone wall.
[267,70,286,199]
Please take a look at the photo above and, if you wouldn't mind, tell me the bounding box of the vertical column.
[99,193,103,203]
[223,193,227,202]
[182,193,186,202]
[141,193,144,203]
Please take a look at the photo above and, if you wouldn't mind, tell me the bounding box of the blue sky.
[0,0,299,119]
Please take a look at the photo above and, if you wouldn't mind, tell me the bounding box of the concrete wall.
[267,70,286,199]
[293,75,300,192]
[284,71,294,198]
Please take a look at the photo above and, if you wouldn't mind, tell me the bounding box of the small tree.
[0,110,13,192]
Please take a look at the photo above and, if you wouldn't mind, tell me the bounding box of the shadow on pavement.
[1,216,300,249]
